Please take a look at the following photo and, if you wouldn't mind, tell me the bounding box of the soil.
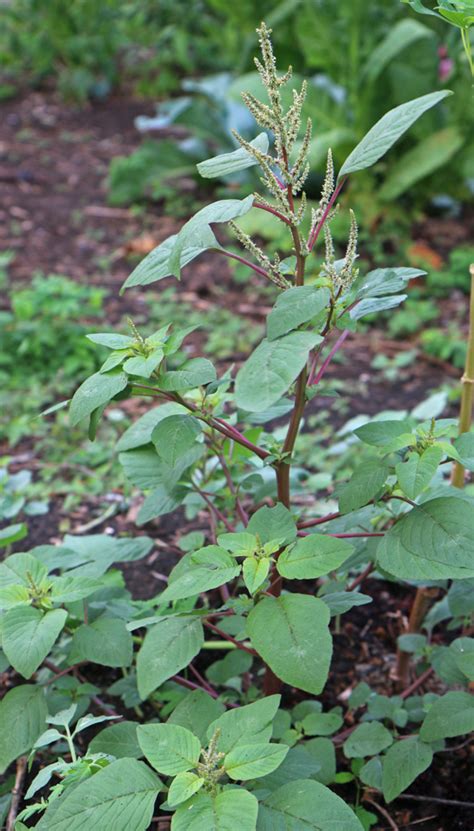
[1,90,473,831]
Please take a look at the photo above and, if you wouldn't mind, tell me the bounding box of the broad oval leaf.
[207,695,281,754]
[235,332,322,413]
[224,742,288,780]
[395,445,443,499]
[88,721,142,759]
[338,459,390,513]
[152,415,202,466]
[121,231,218,292]
[0,685,47,774]
[247,595,332,695]
[137,617,204,699]
[382,738,433,802]
[278,535,353,579]
[71,617,133,668]
[257,779,364,830]
[2,606,67,679]
[69,371,128,426]
[266,286,330,341]
[168,772,205,807]
[419,691,474,741]
[35,758,161,831]
[343,722,393,758]
[377,496,474,580]
[137,723,201,775]
[339,90,452,177]
[172,788,258,831]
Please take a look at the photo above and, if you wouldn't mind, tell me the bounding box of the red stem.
[213,248,269,279]
[203,620,258,656]
[298,512,341,529]
[253,200,292,225]
[308,177,347,251]
[309,329,350,386]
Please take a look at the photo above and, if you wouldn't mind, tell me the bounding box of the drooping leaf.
[172,788,258,831]
[197,133,269,178]
[2,606,67,679]
[235,332,321,413]
[278,535,353,579]
[453,432,474,471]
[339,90,452,177]
[121,231,218,292]
[35,758,161,831]
[137,617,204,699]
[257,779,364,830]
[350,294,408,320]
[266,286,330,341]
[419,691,474,741]
[0,685,47,773]
[69,371,128,426]
[116,403,188,451]
[382,738,433,802]
[247,595,332,694]
[377,497,474,580]
[158,358,216,391]
[355,267,425,299]
[169,196,255,278]
[137,723,201,775]
[87,333,134,349]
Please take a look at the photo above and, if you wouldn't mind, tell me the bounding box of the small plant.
[2,24,474,831]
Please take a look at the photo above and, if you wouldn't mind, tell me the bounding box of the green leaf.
[206,651,253,686]
[0,522,27,547]
[207,696,281,753]
[278,535,353,579]
[49,575,102,603]
[304,738,336,785]
[364,19,433,82]
[242,557,270,593]
[0,552,48,589]
[137,723,201,775]
[339,90,452,177]
[71,617,133,668]
[123,349,164,378]
[396,445,443,499]
[266,287,330,341]
[137,617,204,699]
[35,758,161,831]
[88,721,142,759]
[301,712,343,736]
[343,722,393,758]
[117,403,188,452]
[379,128,464,201]
[69,371,128,426]
[382,738,433,802]
[377,497,474,580]
[152,415,202,466]
[321,592,372,616]
[355,267,425,299]
[247,595,332,695]
[450,637,474,680]
[257,780,364,830]
[159,547,240,603]
[168,772,205,807]
[169,196,254,278]
[121,232,216,292]
[247,504,297,545]
[339,460,390,513]
[235,332,321,413]
[218,532,257,555]
[2,606,67,679]
[419,691,474,741]
[197,133,269,178]
[137,484,189,524]
[354,419,414,447]
[168,690,225,746]
[158,358,216,391]
[224,742,288,780]
[453,432,474,471]
[172,788,258,831]
[0,685,47,773]
[87,333,134,349]
[350,294,407,320]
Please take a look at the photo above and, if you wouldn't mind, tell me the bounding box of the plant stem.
[394,587,439,688]
[204,620,258,656]
[6,756,27,831]
[308,329,350,386]
[452,264,474,488]
[212,247,270,280]
[308,178,347,251]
